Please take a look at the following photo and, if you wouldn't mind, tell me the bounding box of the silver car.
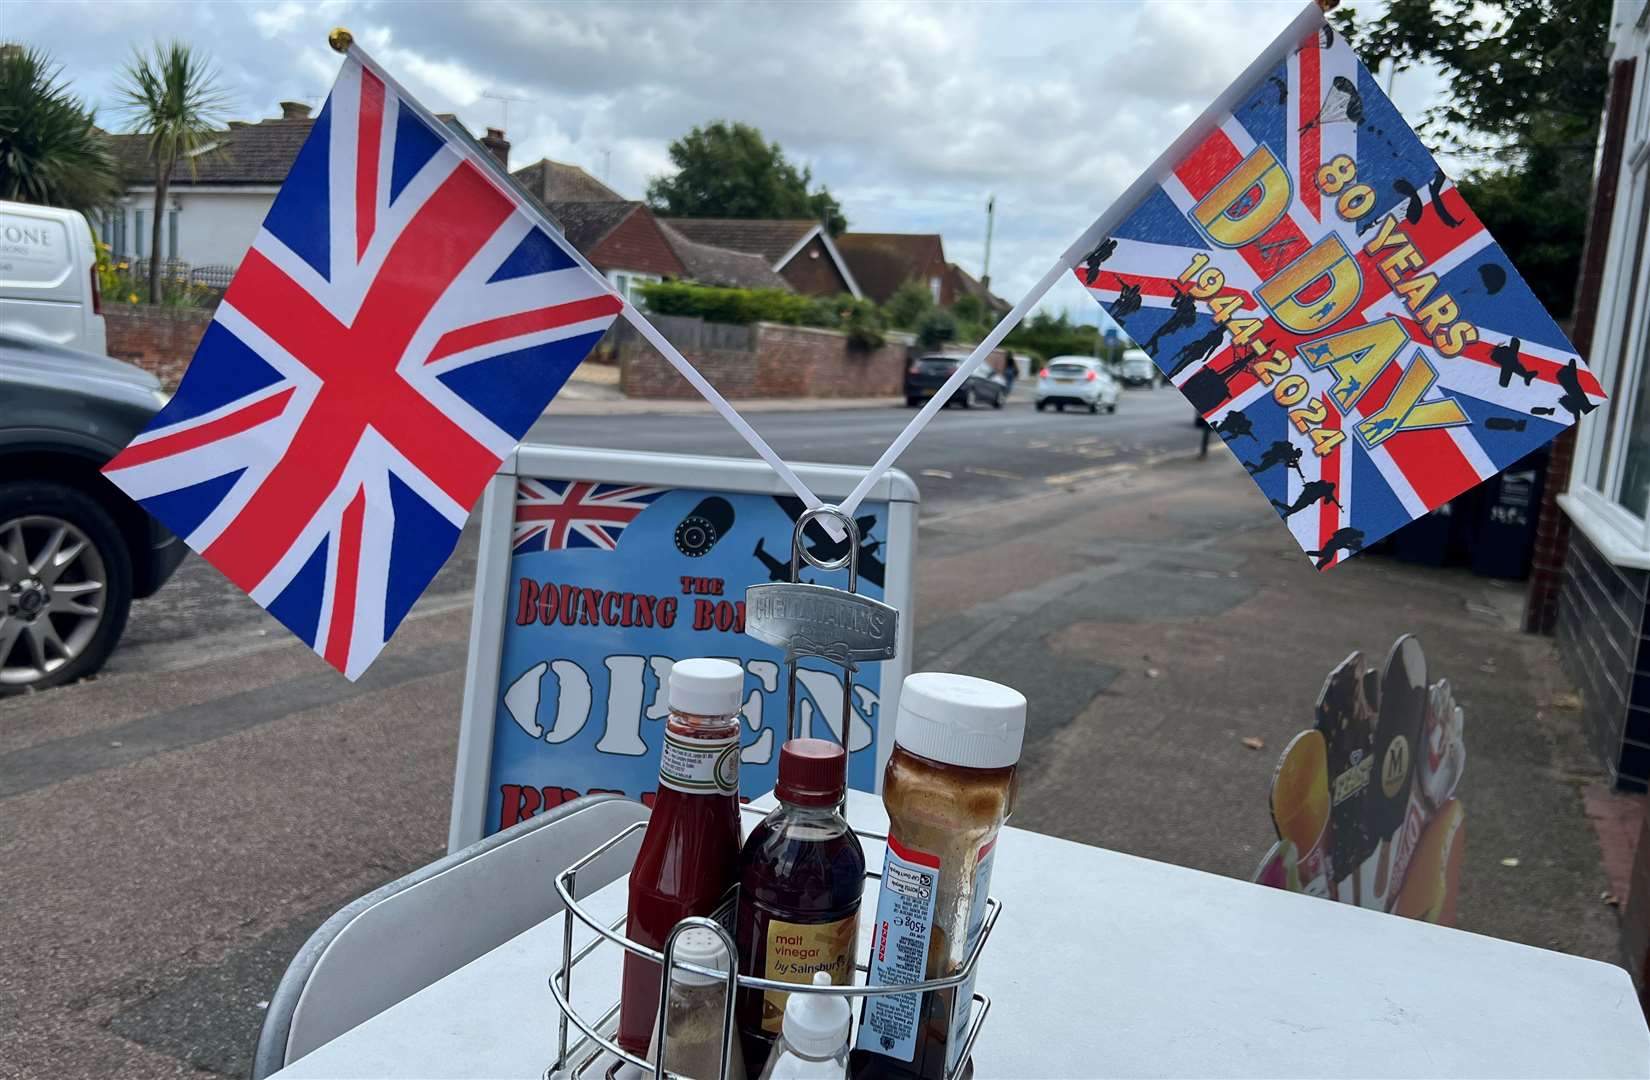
[1,333,185,693]
[1035,356,1120,414]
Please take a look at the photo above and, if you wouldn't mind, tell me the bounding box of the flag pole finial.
[1314,0,1338,10]
[328,26,354,53]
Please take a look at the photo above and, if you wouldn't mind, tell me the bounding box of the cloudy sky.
[16,0,1447,320]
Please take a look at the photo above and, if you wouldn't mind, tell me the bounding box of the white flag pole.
[329,29,829,520]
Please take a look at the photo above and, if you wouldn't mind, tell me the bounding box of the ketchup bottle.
[617,658,745,1059]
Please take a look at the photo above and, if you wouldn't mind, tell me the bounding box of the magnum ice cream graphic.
[1255,635,1466,924]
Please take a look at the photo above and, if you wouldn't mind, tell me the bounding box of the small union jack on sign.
[102,52,624,678]
[512,479,664,553]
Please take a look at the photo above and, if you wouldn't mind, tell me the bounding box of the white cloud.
[11,0,1457,321]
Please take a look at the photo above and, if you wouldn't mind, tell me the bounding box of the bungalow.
[658,218,860,299]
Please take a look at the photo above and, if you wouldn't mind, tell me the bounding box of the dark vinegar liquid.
[736,805,865,1069]
[616,713,742,1058]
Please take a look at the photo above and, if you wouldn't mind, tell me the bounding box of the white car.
[1035,356,1119,414]
[0,200,107,355]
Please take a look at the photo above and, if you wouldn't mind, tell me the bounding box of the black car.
[903,354,1008,409]
[1,334,186,693]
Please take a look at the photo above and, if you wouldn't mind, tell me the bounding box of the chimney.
[278,100,311,120]
[480,127,510,170]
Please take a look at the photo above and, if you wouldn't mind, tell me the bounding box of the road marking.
[921,469,955,480]
[1044,463,1136,486]
[1075,446,1118,459]
[966,467,1023,480]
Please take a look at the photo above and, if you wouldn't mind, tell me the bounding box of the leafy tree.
[916,309,957,350]
[1003,309,1099,363]
[116,41,229,303]
[882,280,934,330]
[647,121,846,234]
[0,45,120,212]
[1335,0,1612,318]
[950,293,986,325]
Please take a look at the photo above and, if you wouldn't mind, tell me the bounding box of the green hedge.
[638,281,822,326]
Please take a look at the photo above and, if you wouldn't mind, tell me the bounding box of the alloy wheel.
[0,515,107,687]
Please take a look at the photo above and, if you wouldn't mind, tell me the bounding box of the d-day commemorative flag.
[1077,6,1604,569]
[102,49,623,678]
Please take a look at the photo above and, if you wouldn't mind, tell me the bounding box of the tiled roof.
[105,114,314,186]
[512,159,624,204]
[948,262,1009,313]
[543,200,640,252]
[657,218,820,265]
[834,232,946,304]
[660,224,791,290]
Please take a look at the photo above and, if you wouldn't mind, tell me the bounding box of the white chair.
[251,793,647,1078]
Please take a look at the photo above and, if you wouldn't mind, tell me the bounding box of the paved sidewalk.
[916,453,1625,966]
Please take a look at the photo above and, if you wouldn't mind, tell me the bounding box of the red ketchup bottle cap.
[776,739,847,807]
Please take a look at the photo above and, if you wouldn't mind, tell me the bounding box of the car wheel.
[1056,403,1065,412]
[1108,402,1118,414]
[0,481,133,695]
[1089,401,1100,414]
[991,394,1004,409]
[906,395,920,407]
[957,393,971,409]
[1036,401,1047,412]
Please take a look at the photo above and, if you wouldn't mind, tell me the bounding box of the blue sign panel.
[485,479,890,836]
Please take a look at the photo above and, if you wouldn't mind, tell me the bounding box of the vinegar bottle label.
[658,728,740,795]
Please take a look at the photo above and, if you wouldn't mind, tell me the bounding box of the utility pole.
[981,194,996,289]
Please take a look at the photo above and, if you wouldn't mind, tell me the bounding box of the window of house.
[1567,37,1650,555]
[929,275,942,302]
[168,209,179,262]
[134,210,146,260]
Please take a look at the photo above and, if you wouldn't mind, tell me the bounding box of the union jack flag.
[1080,13,1604,569]
[102,54,623,678]
[512,479,664,553]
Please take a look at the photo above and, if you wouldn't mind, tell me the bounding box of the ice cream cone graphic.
[1270,729,1332,895]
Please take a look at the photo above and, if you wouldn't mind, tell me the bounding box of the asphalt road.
[104,390,1196,680]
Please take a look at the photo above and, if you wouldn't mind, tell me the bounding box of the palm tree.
[115,41,229,303]
[0,44,121,212]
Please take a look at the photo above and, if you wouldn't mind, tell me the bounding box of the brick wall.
[1556,525,1650,791]
[104,303,214,390]
[620,320,954,400]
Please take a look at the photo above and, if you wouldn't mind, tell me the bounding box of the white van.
[0,200,107,356]
[1120,347,1157,388]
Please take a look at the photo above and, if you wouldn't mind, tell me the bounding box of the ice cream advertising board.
[1256,634,1466,923]
[447,445,918,849]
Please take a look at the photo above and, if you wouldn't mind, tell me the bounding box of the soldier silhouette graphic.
[1245,439,1305,478]
[1142,287,1199,354]
[1271,480,1340,518]
[1307,527,1366,570]
[1213,408,1258,442]
[1110,281,1144,324]
[1081,237,1117,284]
[1168,327,1226,378]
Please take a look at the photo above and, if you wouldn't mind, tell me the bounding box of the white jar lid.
[667,658,744,717]
[895,672,1026,769]
[668,927,732,987]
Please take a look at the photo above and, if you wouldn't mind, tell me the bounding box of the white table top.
[277,790,1649,1078]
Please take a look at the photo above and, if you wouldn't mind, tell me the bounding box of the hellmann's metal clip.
[744,505,898,743]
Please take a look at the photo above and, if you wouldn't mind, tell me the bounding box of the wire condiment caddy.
[546,804,1002,1080]
[548,506,1002,1080]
